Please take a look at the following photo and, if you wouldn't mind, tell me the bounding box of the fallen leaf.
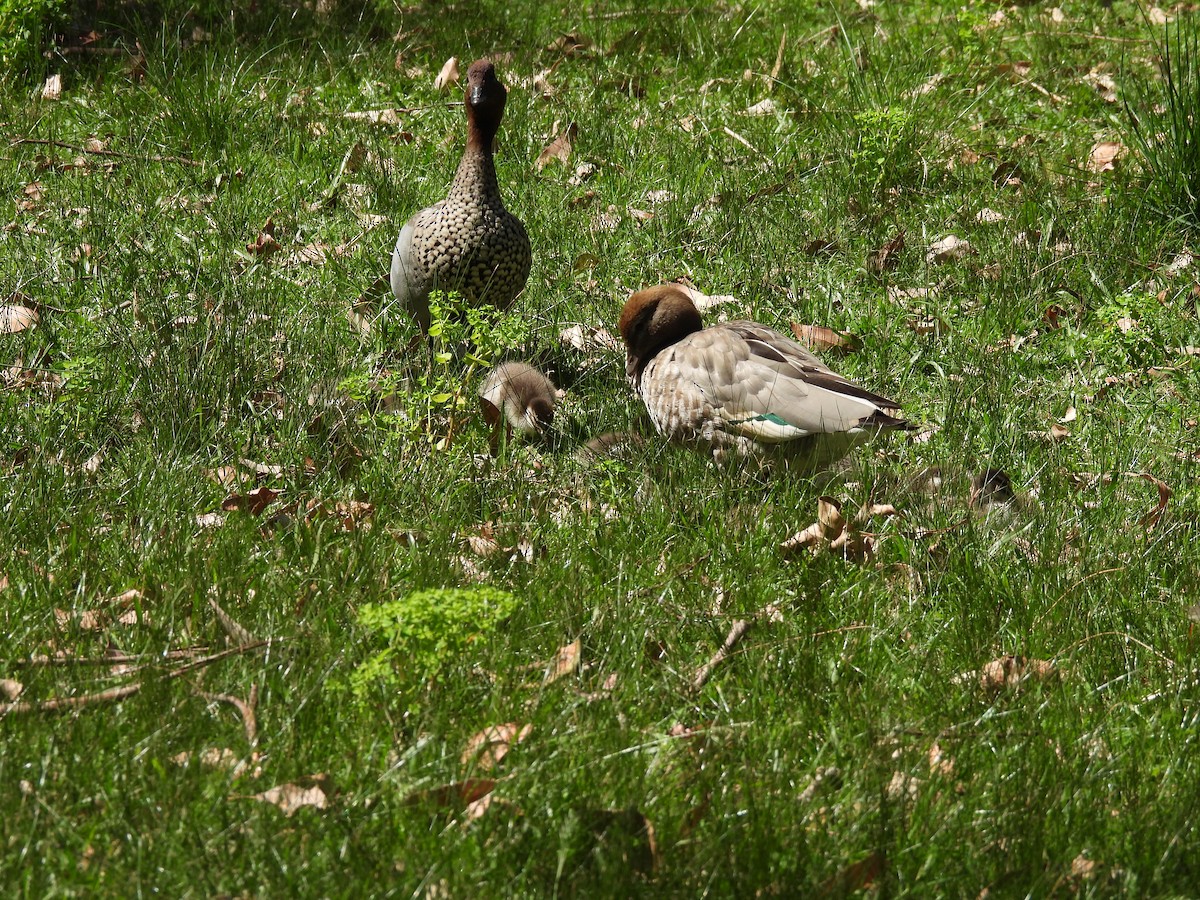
[0,679,24,700]
[342,108,403,126]
[790,323,861,353]
[1083,70,1117,104]
[404,779,496,810]
[544,639,582,683]
[536,122,578,171]
[247,775,332,816]
[926,234,974,264]
[744,98,777,116]
[867,230,905,273]
[977,655,1057,695]
[1088,141,1123,174]
[1127,471,1171,528]
[975,207,1006,224]
[433,57,459,92]
[221,487,280,516]
[172,748,261,778]
[546,32,592,55]
[0,304,38,334]
[246,217,282,257]
[560,323,622,355]
[461,722,532,770]
[676,285,739,312]
[41,74,62,100]
[780,495,889,562]
[928,741,955,777]
[1049,422,1070,442]
[804,237,839,257]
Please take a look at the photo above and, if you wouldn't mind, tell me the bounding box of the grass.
[3,0,1200,894]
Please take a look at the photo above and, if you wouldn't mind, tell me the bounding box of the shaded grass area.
[3,0,1200,894]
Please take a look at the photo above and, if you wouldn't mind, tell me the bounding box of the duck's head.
[618,285,704,379]
[465,59,507,143]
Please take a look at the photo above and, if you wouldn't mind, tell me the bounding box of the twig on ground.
[8,137,203,168]
[0,641,273,716]
[16,646,212,667]
[208,594,257,646]
[197,683,259,746]
[692,619,754,691]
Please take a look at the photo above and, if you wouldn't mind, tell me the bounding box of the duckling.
[479,361,557,451]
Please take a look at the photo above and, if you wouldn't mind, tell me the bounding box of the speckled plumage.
[618,285,910,472]
[391,59,532,332]
[479,361,557,436]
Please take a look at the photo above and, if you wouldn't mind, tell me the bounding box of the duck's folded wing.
[681,323,903,441]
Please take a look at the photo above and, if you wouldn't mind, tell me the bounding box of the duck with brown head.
[618,284,911,473]
[390,59,532,333]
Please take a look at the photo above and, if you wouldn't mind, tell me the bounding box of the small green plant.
[851,106,917,193]
[415,291,529,447]
[1122,19,1200,229]
[348,587,520,703]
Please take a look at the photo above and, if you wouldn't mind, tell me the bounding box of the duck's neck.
[447,124,502,206]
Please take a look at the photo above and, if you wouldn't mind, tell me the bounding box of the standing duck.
[390,59,532,332]
[618,285,910,472]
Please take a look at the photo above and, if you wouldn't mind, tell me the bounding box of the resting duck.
[479,361,557,450]
[617,284,910,472]
[390,59,532,332]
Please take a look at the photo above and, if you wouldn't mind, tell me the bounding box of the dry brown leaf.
[1088,141,1123,174]
[172,747,261,778]
[201,686,259,746]
[1048,422,1071,442]
[926,234,974,264]
[1127,471,1171,528]
[1,678,24,701]
[343,108,403,126]
[928,741,955,778]
[804,237,839,257]
[978,655,1057,695]
[1083,70,1118,104]
[248,774,332,816]
[546,32,592,55]
[41,74,62,101]
[744,98,777,117]
[0,304,38,334]
[867,230,905,273]
[536,122,578,171]
[544,639,582,683]
[433,57,459,92]
[559,323,622,355]
[246,217,282,257]
[781,496,884,562]
[221,486,280,516]
[404,779,496,810]
[790,323,861,353]
[461,722,532,770]
[676,285,739,312]
[590,206,620,231]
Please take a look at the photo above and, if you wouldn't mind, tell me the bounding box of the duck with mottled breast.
[390,59,531,333]
[618,284,911,473]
